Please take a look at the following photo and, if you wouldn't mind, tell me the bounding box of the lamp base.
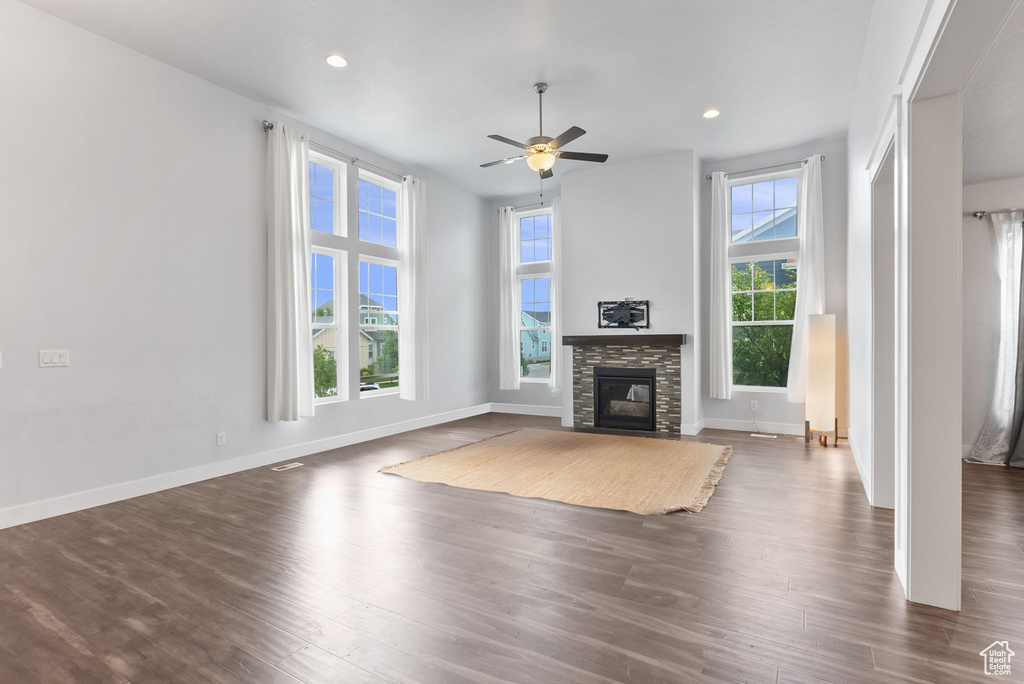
[805,419,838,448]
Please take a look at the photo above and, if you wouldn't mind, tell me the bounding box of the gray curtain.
[967,211,1024,467]
[1008,212,1024,467]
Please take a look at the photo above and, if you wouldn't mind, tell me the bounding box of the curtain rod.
[262,120,404,183]
[972,210,1022,220]
[499,200,551,214]
[704,155,825,181]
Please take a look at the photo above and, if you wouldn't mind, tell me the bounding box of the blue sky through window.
[730,176,798,243]
[310,162,334,234]
[311,253,335,321]
[358,179,397,247]
[360,261,398,315]
[520,214,551,263]
[521,276,551,324]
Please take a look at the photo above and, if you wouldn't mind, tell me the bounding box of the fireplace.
[594,367,656,431]
[565,335,685,434]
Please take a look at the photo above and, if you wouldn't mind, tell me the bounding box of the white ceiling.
[20,0,875,198]
[964,2,1024,185]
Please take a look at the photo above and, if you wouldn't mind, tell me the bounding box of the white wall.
[962,177,1024,451]
[846,0,932,497]
[556,152,702,433]
[0,1,490,526]
[699,138,849,435]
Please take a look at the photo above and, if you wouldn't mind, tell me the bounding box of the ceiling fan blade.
[539,168,554,180]
[480,156,525,168]
[557,151,609,163]
[548,126,586,150]
[487,134,531,151]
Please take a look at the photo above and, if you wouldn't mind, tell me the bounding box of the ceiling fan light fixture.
[526,152,556,172]
[703,108,720,119]
[325,54,348,68]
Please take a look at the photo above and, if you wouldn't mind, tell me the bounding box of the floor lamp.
[805,314,837,447]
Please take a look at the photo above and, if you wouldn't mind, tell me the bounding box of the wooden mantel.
[561,334,687,346]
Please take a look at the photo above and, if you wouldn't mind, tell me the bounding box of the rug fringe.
[377,428,525,473]
[663,444,734,514]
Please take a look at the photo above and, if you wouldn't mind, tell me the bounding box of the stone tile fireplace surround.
[564,335,687,435]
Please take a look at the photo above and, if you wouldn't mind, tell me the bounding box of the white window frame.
[515,206,554,384]
[311,246,345,404]
[727,167,801,392]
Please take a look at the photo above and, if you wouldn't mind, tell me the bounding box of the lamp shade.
[526,152,556,172]
[806,314,836,432]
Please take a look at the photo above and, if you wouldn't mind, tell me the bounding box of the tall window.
[359,260,399,391]
[516,209,554,380]
[306,153,405,401]
[728,172,799,389]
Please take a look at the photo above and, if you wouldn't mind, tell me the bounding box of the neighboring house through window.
[728,172,799,389]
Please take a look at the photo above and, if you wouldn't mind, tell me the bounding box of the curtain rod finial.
[262,120,274,132]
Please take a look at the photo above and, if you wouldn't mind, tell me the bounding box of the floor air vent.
[270,462,304,471]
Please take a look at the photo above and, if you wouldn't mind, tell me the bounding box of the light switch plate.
[39,350,70,367]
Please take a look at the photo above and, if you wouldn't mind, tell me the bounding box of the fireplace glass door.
[594,367,656,431]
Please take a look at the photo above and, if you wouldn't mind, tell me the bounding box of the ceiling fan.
[480,83,609,179]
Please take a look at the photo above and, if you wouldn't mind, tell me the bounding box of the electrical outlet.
[216,432,226,446]
[750,400,759,411]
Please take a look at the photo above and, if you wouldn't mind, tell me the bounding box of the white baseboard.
[847,431,873,504]
[680,421,705,436]
[701,417,806,436]
[488,402,563,417]
[0,402,494,531]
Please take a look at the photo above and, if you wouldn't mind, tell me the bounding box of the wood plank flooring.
[0,414,1022,683]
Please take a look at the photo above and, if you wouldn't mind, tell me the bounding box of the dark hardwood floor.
[1,414,1022,683]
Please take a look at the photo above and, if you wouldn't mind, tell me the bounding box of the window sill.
[360,388,400,399]
[315,396,345,406]
[519,377,551,385]
[731,385,788,394]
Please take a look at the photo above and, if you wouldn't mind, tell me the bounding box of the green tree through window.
[313,345,337,398]
[731,259,797,387]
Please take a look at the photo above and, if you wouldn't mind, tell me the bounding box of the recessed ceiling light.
[703,109,720,119]
[325,54,348,68]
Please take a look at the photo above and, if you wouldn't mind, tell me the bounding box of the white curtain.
[498,206,521,390]
[787,155,826,403]
[709,171,733,400]
[398,175,428,401]
[967,211,1024,465]
[266,122,314,422]
[549,197,563,391]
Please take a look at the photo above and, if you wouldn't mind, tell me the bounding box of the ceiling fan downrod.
[535,82,547,137]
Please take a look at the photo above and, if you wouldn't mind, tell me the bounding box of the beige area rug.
[379,428,733,515]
